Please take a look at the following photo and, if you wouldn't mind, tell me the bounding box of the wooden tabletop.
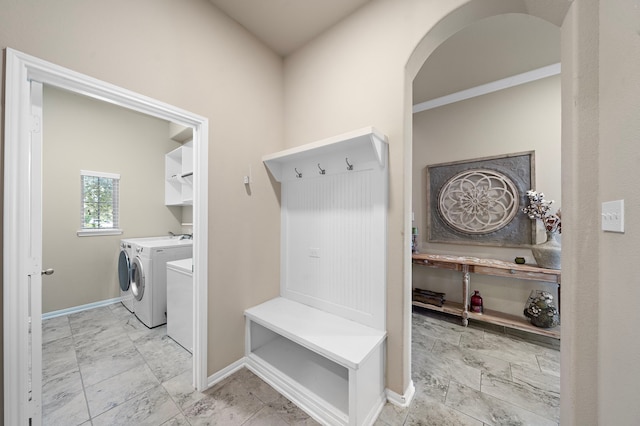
[412,253,561,283]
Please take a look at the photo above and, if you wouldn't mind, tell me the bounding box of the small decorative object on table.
[470,290,483,314]
[524,289,559,328]
[412,288,446,307]
[514,257,526,264]
[522,190,561,269]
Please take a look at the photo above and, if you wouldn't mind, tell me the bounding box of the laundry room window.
[77,170,122,236]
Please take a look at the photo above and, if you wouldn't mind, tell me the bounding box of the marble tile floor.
[42,303,560,426]
[42,303,320,426]
[375,308,561,426]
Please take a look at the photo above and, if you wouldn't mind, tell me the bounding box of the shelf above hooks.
[262,126,388,182]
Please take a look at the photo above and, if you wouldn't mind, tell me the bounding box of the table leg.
[461,265,470,326]
[557,276,561,314]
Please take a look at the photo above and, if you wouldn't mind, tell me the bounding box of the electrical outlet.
[602,199,624,233]
[308,247,320,258]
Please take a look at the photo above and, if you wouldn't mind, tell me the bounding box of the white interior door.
[27,79,45,425]
[3,70,44,424]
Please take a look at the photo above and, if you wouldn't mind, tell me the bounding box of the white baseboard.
[207,357,407,425]
[42,297,122,320]
[206,357,247,388]
[386,380,415,408]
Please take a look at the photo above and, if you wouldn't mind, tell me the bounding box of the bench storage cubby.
[245,297,386,425]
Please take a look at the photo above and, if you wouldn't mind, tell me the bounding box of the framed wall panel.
[426,151,535,247]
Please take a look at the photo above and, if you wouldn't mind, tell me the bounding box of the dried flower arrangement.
[522,190,561,234]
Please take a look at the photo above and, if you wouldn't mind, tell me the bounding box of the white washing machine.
[118,239,136,313]
[131,239,193,328]
[167,258,193,352]
[118,236,176,313]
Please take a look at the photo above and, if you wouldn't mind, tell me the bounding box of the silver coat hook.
[295,168,302,178]
[317,163,326,175]
[346,157,353,171]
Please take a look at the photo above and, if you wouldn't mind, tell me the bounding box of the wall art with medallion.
[426,151,535,247]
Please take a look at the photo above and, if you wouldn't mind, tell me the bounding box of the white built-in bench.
[245,297,386,426]
[250,127,390,425]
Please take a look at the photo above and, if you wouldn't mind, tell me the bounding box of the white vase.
[531,230,561,270]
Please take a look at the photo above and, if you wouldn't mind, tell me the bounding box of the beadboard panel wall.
[267,128,388,330]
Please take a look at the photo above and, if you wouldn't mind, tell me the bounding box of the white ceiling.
[208,1,561,104]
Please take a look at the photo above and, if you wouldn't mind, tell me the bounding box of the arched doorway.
[401,0,583,422]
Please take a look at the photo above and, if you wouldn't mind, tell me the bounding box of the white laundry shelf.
[245,297,386,426]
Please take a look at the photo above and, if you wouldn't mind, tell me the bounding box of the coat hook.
[317,163,326,175]
[345,157,354,171]
[295,168,302,178]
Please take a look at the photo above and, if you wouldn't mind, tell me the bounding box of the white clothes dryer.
[131,239,192,328]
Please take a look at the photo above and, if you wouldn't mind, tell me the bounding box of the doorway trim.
[3,48,209,424]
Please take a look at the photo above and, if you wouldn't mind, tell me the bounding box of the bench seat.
[245,297,386,426]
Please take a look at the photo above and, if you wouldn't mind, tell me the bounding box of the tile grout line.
[68,313,93,424]
[119,304,195,424]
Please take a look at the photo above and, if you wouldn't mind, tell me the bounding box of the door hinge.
[27,257,41,277]
[31,115,41,133]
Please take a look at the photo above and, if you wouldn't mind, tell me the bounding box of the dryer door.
[118,249,131,291]
[131,257,145,301]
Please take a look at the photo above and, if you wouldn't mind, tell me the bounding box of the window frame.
[77,169,123,237]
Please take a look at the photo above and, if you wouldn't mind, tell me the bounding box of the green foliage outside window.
[81,175,118,229]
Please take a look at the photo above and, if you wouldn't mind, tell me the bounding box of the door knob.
[41,268,54,276]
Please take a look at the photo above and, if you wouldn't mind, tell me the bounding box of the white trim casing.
[192,119,209,392]
[4,50,40,426]
[3,47,210,424]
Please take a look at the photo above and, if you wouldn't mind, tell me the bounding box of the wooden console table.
[412,253,561,339]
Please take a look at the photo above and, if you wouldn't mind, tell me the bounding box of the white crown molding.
[413,63,561,114]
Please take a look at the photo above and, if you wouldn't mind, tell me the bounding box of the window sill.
[77,228,123,237]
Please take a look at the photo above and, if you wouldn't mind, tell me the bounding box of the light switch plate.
[602,200,624,233]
